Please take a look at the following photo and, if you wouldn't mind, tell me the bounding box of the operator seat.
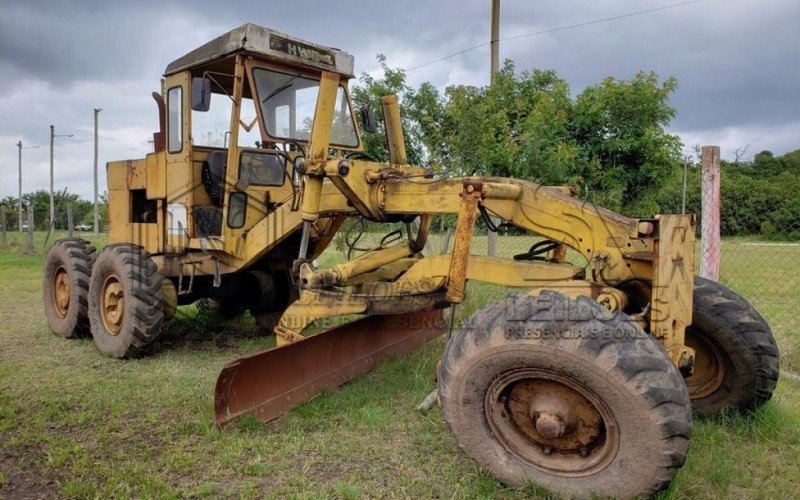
[197,150,227,237]
[202,150,227,206]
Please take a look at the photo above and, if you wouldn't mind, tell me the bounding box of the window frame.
[227,192,248,229]
[238,149,287,187]
[167,85,183,154]
[245,60,363,151]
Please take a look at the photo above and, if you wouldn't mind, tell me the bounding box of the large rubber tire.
[253,311,282,334]
[685,276,779,415]
[251,269,297,336]
[88,245,164,358]
[439,292,692,498]
[42,238,97,338]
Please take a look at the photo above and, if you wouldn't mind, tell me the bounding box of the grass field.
[1,230,799,498]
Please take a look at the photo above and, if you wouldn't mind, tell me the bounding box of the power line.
[404,0,706,73]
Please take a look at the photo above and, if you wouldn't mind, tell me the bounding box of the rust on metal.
[446,180,483,303]
[215,310,446,427]
[684,328,726,398]
[381,94,407,165]
[651,214,695,372]
[484,369,618,475]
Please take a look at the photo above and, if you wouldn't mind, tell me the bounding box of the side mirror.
[359,108,377,133]
[191,77,211,112]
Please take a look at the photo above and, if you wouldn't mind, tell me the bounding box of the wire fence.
[695,148,800,371]
[0,203,98,254]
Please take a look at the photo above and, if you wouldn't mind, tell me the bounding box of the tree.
[350,55,424,164]
[405,61,682,212]
[426,62,577,180]
[571,72,682,209]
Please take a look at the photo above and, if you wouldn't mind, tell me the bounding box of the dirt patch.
[1,445,61,499]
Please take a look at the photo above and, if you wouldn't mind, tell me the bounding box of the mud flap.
[214,310,446,428]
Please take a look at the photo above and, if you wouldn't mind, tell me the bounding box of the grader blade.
[214,310,445,428]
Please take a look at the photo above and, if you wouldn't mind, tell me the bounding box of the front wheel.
[685,277,779,415]
[439,292,692,498]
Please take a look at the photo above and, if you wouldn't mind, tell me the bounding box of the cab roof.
[163,23,355,78]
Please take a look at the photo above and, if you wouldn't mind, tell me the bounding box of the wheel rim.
[101,274,125,335]
[52,266,71,318]
[685,328,726,399]
[484,368,619,477]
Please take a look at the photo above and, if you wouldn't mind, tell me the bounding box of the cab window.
[167,86,182,153]
[253,67,358,148]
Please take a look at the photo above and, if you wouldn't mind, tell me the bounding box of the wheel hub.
[52,266,71,318]
[485,369,618,476]
[532,411,568,440]
[101,275,125,335]
[684,328,726,398]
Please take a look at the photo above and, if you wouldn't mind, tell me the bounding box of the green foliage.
[354,59,683,212]
[352,55,797,239]
[633,149,800,240]
[572,72,682,209]
[350,55,424,164]
[719,167,800,239]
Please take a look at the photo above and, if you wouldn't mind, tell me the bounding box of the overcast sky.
[1,0,798,200]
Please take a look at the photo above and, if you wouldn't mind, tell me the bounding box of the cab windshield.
[252,67,359,148]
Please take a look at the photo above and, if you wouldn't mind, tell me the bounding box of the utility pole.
[491,0,500,80]
[17,141,38,232]
[49,125,73,231]
[487,0,501,257]
[17,141,22,232]
[50,126,54,230]
[93,108,102,237]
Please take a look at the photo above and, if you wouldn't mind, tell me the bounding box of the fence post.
[1,206,7,247]
[26,205,34,253]
[700,145,721,281]
[441,227,454,255]
[67,202,74,238]
[487,224,497,257]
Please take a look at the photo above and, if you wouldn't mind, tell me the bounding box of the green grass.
[1,232,799,497]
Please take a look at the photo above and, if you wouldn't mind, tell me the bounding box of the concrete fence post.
[441,227,454,255]
[700,145,721,281]
[26,205,34,253]
[487,224,497,257]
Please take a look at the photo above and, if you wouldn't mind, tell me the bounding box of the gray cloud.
[1,0,798,201]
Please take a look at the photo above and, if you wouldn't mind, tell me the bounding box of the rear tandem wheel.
[42,238,97,338]
[87,245,165,358]
[685,276,779,415]
[438,292,692,498]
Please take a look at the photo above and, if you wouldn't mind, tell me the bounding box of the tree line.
[0,190,108,231]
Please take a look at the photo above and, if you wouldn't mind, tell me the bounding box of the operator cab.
[157,24,361,243]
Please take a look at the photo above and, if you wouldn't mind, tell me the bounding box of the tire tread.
[439,292,692,497]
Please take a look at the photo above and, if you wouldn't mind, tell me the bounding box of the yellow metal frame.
[107,47,696,370]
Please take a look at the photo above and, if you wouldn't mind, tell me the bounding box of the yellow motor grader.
[42,24,779,497]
